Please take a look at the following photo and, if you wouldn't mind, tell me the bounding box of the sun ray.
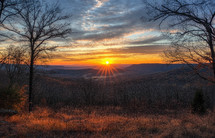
[96,59,119,79]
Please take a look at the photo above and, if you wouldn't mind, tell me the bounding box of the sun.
[101,58,113,65]
[97,59,118,77]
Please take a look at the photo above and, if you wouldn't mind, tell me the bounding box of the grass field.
[1,106,215,138]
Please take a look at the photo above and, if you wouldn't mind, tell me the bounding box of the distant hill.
[124,64,185,75]
[40,64,188,79]
[0,63,190,79]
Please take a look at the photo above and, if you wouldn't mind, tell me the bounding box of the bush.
[0,86,26,111]
[191,89,206,114]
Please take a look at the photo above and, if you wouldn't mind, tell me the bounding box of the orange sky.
[48,53,164,66]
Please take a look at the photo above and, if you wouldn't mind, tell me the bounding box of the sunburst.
[97,60,118,77]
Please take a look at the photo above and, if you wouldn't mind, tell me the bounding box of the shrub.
[0,85,26,111]
[191,89,206,114]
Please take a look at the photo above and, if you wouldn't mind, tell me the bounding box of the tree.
[1,0,72,112]
[0,45,26,87]
[145,0,215,82]
[192,89,206,114]
[144,0,215,110]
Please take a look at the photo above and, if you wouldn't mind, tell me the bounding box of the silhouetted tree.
[145,0,215,82]
[145,0,215,109]
[1,0,72,112]
[144,0,215,83]
[0,46,26,87]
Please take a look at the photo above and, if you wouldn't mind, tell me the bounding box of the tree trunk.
[28,53,34,112]
[207,28,215,111]
[211,56,215,112]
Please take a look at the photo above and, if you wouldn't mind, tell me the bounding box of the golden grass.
[2,106,215,137]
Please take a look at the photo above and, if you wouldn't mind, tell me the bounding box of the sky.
[1,0,213,67]
[0,0,173,66]
[43,0,173,66]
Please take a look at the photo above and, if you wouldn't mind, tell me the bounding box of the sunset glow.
[35,0,171,66]
[0,0,171,66]
[97,62,118,77]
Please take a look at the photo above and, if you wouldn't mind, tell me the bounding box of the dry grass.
[1,106,215,138]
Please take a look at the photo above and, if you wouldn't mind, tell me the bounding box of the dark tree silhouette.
[0,46,26,87]
[1,0,72,112]
[144,0,215,110]
[145,0,215,83]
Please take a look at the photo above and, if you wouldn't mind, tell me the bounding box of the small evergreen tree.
[192,89,206,114]
[0,85,26,111]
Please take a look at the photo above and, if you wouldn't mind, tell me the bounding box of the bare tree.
[1,0,72,112]
[0,45,26,87]
[144,0,215,82]
[144,0,215,109]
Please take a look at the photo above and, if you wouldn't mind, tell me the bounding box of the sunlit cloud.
[94,0,109,9]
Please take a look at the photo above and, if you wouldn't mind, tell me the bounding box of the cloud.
[109,45,169,54]
[64,0,149,41]
[62,54,130,62]
[57,0,167,44]
[129,36,165,45]
[53,44,168,64]
[42,0,170,64]
[57,45,168,59]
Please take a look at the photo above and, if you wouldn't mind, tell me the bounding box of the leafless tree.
[145,0,215,83]
[1,0,72,112]
[144,0,215,109]
[0,45,26,87]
